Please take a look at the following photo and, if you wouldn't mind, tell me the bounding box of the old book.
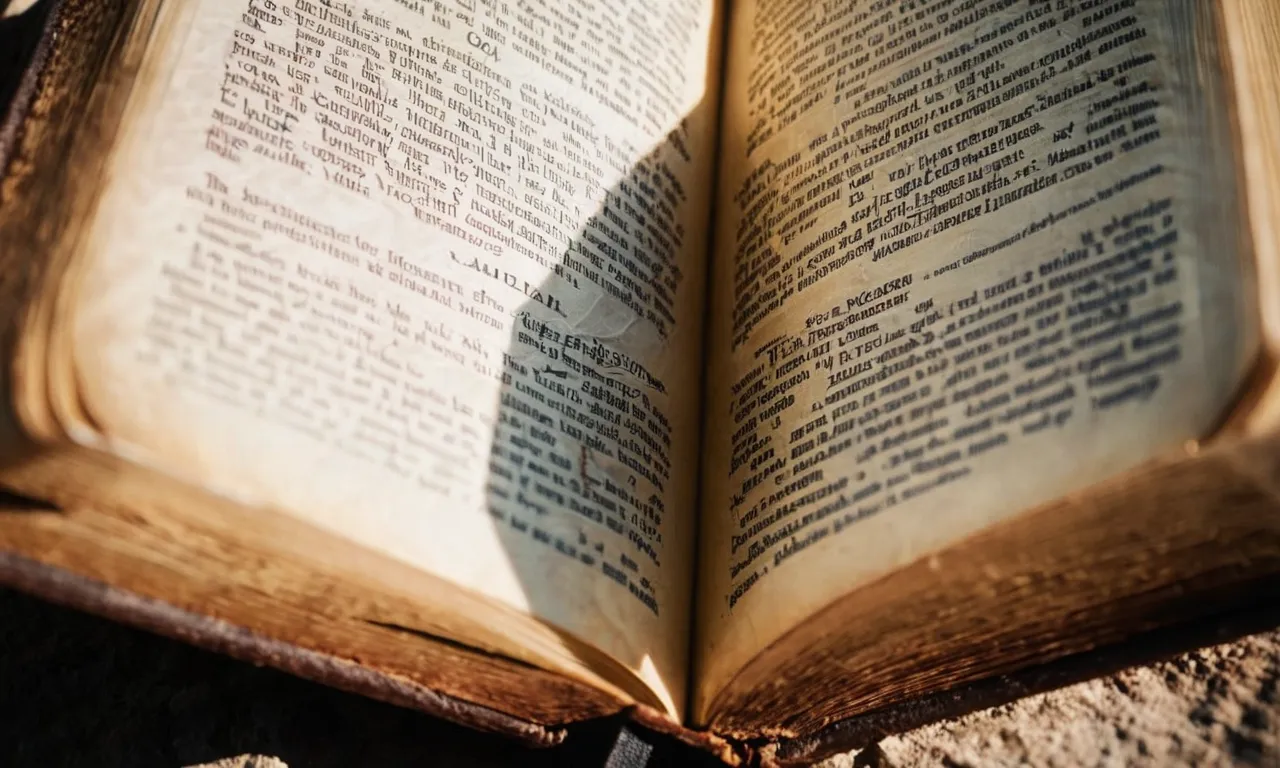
[1,0,1278,763]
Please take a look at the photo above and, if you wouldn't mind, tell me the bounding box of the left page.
[62,0,720,716]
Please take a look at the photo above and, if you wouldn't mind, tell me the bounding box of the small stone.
[185,756,289,768]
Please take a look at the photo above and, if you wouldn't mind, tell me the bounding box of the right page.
[696,0,1257,718]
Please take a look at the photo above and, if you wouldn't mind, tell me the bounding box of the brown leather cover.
[4,534,1275,767]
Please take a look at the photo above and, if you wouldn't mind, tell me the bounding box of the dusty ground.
[819,631,1280,768]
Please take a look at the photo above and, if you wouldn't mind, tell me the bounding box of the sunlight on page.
[67,0,718,716]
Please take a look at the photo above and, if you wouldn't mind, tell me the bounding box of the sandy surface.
[820,630,1280,767]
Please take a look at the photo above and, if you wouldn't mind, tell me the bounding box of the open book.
[2,0,1280,762]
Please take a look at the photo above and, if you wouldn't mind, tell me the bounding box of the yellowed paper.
[696,0,1254,717]
[68,0,720,716]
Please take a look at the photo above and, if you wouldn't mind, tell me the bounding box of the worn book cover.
[1,0,1279,764]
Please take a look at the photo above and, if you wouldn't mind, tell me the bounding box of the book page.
[64,0,719,716]
[696,0,1255,715]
